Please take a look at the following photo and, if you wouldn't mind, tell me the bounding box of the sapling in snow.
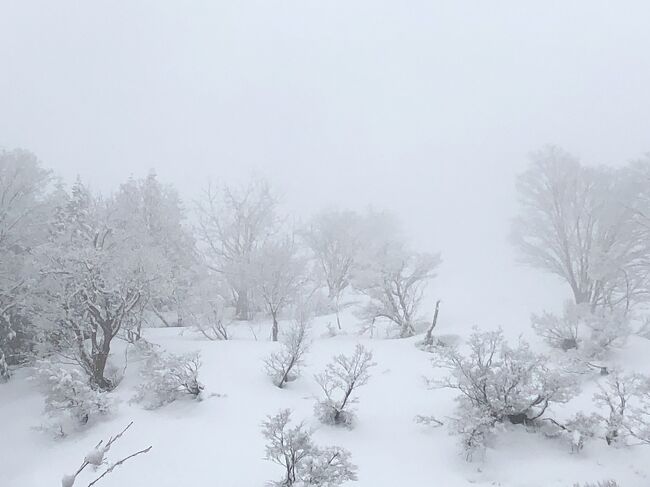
[132,349,203,409]
[314,344,375,427]
[265,317,310,388]
[262,409,357,487]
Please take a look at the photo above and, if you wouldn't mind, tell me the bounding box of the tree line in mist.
[3,146,650,388]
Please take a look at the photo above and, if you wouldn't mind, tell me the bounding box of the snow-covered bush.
[435,329,576,425]
[531,303,630,356]
[430,329,577,459]
[449,402,497,461]
[36,361,114,435]
[132,350,203,409]
[593,371,650,446]
[265,318,310,388]
[262,409,357,486]
[61,422,152,487]
[542,411,599,453]
[314,344,375,428]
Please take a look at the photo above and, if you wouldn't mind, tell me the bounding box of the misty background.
[2,1,649,331]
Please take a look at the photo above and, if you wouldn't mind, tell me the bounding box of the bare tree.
[512,146,650,312]
[302,210,364,329]
[252,234,307,341]
[195,178,280,320]
[355,242,440,338]
[314,344,375,427]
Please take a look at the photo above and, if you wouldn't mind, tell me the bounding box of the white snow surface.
[1,312,650,487]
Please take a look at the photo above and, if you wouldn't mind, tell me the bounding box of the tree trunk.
[91,350,113,391]
[89,324,114,391]
[335,297,342,330]
[235,290,250,321]
[271,312,279,342]
[0,350,9,382]
[424,300,441,346]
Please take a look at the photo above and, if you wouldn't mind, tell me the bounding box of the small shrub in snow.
[62,422,152,486]
[543,412,599,453]
[593,371,650,446]
[430,329,577,459]
[264,318,310,388]
[531,303,630,356]
[36,361,114,435]
[132,350,203,409]
[449,403,497,461]
[262,409,357,486]
[314,344,375,428]
[184,292,231,341]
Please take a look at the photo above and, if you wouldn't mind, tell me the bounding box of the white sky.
[1,1,650,331]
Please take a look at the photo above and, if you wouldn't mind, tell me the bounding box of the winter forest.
[3,3,650,487]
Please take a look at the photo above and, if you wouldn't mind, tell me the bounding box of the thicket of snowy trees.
[0,148,440,390]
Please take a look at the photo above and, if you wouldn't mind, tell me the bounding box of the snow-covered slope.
[1,313,649,487]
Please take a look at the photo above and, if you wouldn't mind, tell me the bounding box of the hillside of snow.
[2,312,649,487]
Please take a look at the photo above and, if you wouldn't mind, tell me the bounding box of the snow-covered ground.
[2,312,650,487]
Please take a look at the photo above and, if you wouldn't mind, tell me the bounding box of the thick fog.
[2,1,650,330]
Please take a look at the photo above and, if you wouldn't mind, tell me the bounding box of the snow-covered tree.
[196,178,280,320]
[251,234,307,341]
[0,149,56,380]
[132,349,203,409]
[37,180,163,390]
[302,210,365,329]
[265,317,310,388]
[354,241,440,338]
[314,344,375,427]
[262,409,357,487]
[113,171,198,329]
[512,146,650,312]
